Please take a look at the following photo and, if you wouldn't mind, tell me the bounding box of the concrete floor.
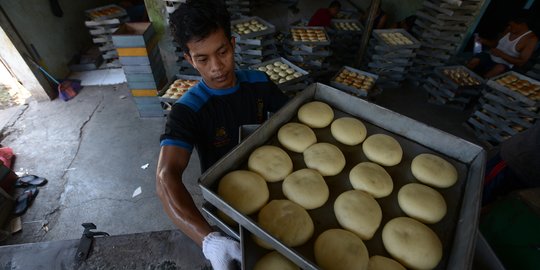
[0,80,483,246]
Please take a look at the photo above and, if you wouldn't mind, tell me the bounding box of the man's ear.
[184,53,194,68]
[230,36,236,48]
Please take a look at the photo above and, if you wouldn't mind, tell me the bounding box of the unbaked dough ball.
[411,153,458,188]
[218,170,269,215]
[368,256,406,270]
[254,251,299,270]
[277,122,317,153]
[330,117,367,145]
[283,169,329,209]
[398,183,447,224]
[248,145,293,182]
[303,143,346,176]
[362,134,403,166]
[349,162,393,198]
[297,101,334,128]
[382,217,443,270]
[334,190,382,240]
[256,200,314,248]
[314,229,369,270]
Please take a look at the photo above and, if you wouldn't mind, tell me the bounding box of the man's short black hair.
[509,9,530,26]
[329,1,341,9]
[169,0,232,54]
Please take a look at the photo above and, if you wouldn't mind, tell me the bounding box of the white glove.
[202,232,241,270]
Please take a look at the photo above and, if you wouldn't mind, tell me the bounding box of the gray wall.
[0,0,110,78]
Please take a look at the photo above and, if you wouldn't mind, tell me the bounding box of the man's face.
[185,28,236,89]
[329,7,340,17]
[508,21,525,34]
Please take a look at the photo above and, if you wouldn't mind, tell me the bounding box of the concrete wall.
[0,0,110,79]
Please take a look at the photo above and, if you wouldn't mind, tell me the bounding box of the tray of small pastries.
[288,27,331,46]
[158,74,201,103]
[232,16,276,40]
[199,83,485,270]
[434,65,485,90]
[330,66,378,97]
[331,19,363,32]
[487,71,540,106]
[373,29,421,49]
[249,57,309,85]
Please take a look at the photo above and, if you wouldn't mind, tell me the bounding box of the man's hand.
[202,232,241,270]
[490,48,504,57]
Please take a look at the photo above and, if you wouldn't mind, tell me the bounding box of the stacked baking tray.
[283,27,332,72]
[232,17,277,68]
[249,57,309,94]
[328,19,363,67]
[113,22,167,118]
[424,65,484,109]
[409,0,484,83]
[365,29,420,87]
[84,4,129,68]
[226,0,250,18]
[158,74,201,115]
[467,71,539,145]
[199,83,485,270]
[330,66,378,97]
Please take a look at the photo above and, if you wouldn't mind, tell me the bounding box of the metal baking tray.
[434,65,485,90]
[487,71,540,107]
[236,37,276,47]
[287,26,331,46]
[283,45,332,57]
[373,29,421,49]
[199,83,486,270]
[231,17,276,40]
[158,74,201,103]
[482,92,538,118]
[85,4,127,21]
[330,19,363,32]
[330,66,378,97]
[249,57,309,86]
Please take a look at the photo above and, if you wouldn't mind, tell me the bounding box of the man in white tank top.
[467,10,538,79]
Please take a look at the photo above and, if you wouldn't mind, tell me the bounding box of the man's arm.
[491,35,539,67]
[156,145,213,247]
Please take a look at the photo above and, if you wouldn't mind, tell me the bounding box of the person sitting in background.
[308,1,342,27]
[360,3,388,29]
[483,121,540,206]
[467,10,538,79]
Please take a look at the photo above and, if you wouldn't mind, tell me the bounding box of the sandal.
[13,186,39,217]
[14,175,48,188]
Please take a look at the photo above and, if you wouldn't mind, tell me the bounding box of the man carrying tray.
[156,0,289,269]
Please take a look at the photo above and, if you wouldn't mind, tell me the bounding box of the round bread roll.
[256,200,314,248]
[349,162,393,198]
[277,122,317,153]
[248,145,293,182]
[283,169,329,209]
[382,217,443,270]
[362,134,403,166]
[314,229,369,270]
[334,190,382,240]
[303,143,346,176]
[254,251,299,270]
[297,101,334,128]
[398,183,447,224]
[218,170,269,215]
[368,256,406,270]
[330,117,368,146]
[411,153,458,188]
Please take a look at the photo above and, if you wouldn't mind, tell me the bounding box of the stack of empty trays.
[113,22,167,118]
[284,26,331,73]
[409,0,484,83]
[328,19,363,66]
[424,65,484,109]
[84,4,129,67]
[467,71,539,145]
[232,16,277,69]
[226,0,250,18]
[365,29,420,87]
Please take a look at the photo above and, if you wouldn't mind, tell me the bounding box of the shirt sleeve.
[159,103,199,152]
